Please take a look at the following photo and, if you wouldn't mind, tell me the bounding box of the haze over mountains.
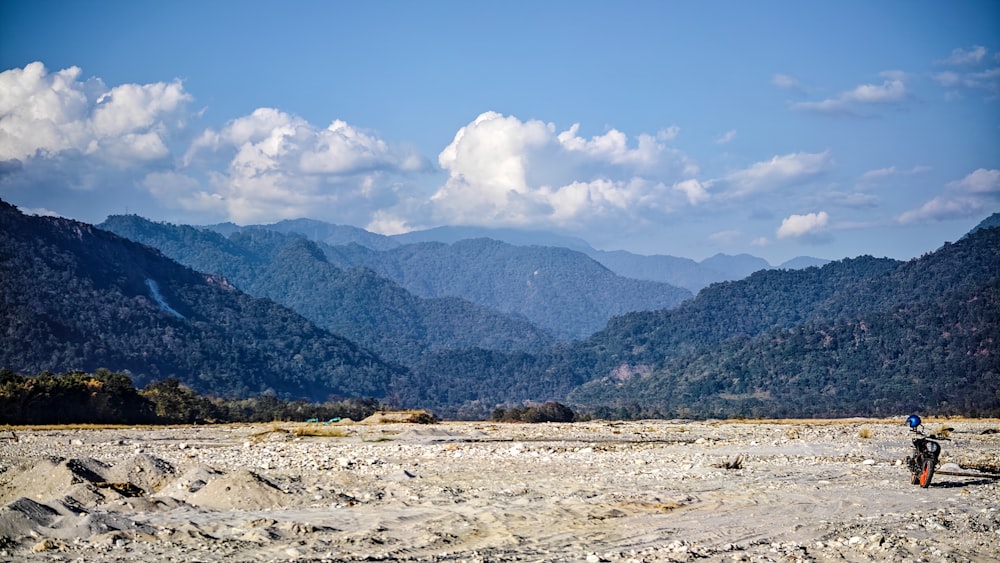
[206,220,829,293]
[2,198,998,419]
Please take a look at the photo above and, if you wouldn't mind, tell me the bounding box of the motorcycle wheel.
[906,456,920,485]
[919,458,935,488]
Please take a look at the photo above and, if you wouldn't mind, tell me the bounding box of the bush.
[491,401,576,423]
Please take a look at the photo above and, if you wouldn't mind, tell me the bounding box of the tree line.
[0,369,382,425]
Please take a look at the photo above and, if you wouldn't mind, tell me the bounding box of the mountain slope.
[1,200,401,400]
[398,227,1000,418]
[326,238,693,340]
[100,216,554,365]
[566,227,1000,417]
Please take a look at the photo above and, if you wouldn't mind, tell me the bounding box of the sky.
[1,1,998,264]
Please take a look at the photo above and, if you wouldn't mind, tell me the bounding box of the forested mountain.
[323,238,692,340]
[7,199,997,420]
[100,216,554,365]
[562,227,1000,417]
[399,226,1000,418]
[0,200,402,401]
[213,219,807,292]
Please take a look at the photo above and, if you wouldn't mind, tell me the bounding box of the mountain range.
[2,198,998,419]
[206,221,829,293]
[99,215,555,365]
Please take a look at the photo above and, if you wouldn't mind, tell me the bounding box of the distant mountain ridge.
[206,220,829,292]
[320,237,692,340]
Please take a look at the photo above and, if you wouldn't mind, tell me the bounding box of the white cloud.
[932,71,962,88]
[791,73,907,116]
[425,111,697,230]
[0,62,189,163]
[180,107,430,224]
[720,151,833,199]
[772,74,799,89]
[862,166,897,180]
[953,168,1000,194]
[938,45,988,66]
[932,47,999,96]
[777,211,829,239]
[17,206,63,217]
[673,178,710,205]
[860,164,931,182]
[657,125,681,142]
[715,129,737,144]
[898,168,1000,224]
[935,66,1000,96]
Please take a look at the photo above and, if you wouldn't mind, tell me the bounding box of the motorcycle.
[904,414,941,488]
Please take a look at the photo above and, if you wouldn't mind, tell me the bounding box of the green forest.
[2,198,998,423]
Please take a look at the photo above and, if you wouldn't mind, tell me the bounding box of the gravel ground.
[1,419,998,562]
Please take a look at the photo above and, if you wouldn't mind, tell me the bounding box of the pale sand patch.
[0,420,998,561]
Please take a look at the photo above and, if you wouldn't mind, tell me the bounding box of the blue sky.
[1,0,998,264]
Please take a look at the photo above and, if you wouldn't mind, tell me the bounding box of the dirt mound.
[361,410,437,424]
[182,469,288,510]
[1,457,110,504]
[105,453,176,494]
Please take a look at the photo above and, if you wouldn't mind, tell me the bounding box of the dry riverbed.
[1,418,998,562]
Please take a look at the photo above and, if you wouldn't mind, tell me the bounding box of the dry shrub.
[292,426,350,438]
[858,427,874,439]
[933,425,953,439]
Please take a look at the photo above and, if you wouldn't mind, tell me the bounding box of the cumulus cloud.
[424,111,697,230]
[719,151,833,199]
[898,168,1000,224]
[0,62,189,164]
[180,108,430,224]
[0,62,434,226]
[777,211,829,239]
[791,72,907,116]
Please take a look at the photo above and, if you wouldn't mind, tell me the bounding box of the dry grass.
[291,425,351,438]
[858,427,874,439]
[2,423,158,431]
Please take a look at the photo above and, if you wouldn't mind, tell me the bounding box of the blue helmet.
[906,414,921,429]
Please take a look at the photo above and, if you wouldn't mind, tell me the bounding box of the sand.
[1,419,998,562]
